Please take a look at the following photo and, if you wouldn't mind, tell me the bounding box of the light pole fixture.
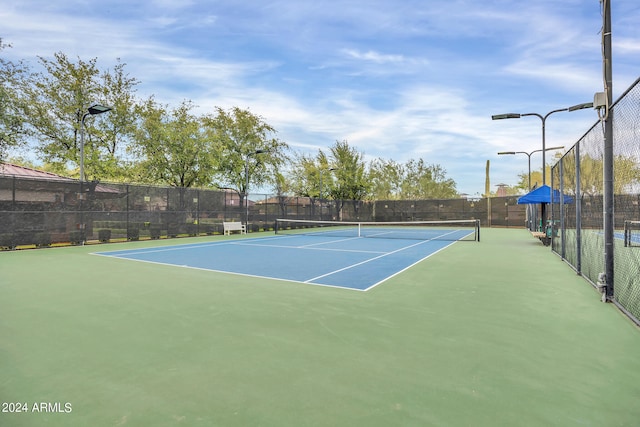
[80,103,112,182]
[491,102,592,186]
[244,149,268,228]
[498,145,564,190]
[568,102,594,112]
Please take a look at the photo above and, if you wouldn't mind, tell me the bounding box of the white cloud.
[2,0,638,195]
[616,37,640,54]
[342,49,405,64]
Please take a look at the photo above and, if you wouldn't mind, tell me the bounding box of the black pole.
[575,142,582,275]
[559,160,566,258]
[603,0,614,301]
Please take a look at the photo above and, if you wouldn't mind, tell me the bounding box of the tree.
[23,53,102,171]
[327,140,370,218]
[368,158,404,200]
[287,150,333,217]
[272,169,293,217]
[20,53,138,180]
[132,98,216,188]
[401,159,457,199]
[288,150,335,197]
[558,153,640,196]
[205,107,289,214]
[0,39,31,162]
[92,60,140,180]
[368,157,457,200]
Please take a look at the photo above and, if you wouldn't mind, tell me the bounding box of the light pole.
[244,149,268,229]
[497,146,565,190]
[492,102,592,186]
[492,102,592,226]
[80,104,112,182]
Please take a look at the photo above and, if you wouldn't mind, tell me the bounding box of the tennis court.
[94,220,479,291]
[2,227,640,427]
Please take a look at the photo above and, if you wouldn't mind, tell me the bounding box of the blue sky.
[2,0,639,196]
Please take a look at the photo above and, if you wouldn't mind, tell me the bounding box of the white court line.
[304,239,431,283]
[91,235,287,257]
[363,240,459,291]
[229,241,387,254]
[91,229,469,292]
[297,235,363,248]
[257,234,369,248]
[304,229,463,284]
[90,252,369,292]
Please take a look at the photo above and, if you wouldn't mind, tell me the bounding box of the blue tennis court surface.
[93,232,472,291]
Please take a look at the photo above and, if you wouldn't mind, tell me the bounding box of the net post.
[624,220,629,247]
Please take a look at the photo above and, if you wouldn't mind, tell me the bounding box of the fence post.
[559,158,566,259]
[126,184,130,232]
[575,142,582,274]
[602,0,614,301]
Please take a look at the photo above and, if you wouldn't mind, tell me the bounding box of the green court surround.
[2,228,639,426]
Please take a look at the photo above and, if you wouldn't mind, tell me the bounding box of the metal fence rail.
[551,76,640,325]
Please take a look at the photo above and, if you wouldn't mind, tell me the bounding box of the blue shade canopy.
[517,185,574,204]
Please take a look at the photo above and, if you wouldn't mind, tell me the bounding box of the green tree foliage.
[93,60,139,180]
[288,150,332,199]
[23,53,102,168]
[4,48,469,201]
[20,53,138,180]
[368,158,457,200]
[513,151,564,191]
[558,153,640,196]
[286,150,333,218]
[401,159,457,199]
[328,140,370,201]
[515,171,532,192]
[132,98,216,187]
[288,142,459,203]
[326,140,370,218]
[612,155,640,194]
[205,106,289,196]
[368,158,404,200]
[0,39,31,162]
[272,169,293,217]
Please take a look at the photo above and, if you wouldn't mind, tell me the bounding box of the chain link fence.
[551,76,640,325]
[0,172,525,249]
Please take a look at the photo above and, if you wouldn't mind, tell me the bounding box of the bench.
[531,231,550,246]
[223,222,246,235]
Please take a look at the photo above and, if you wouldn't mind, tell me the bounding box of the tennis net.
[274,219,480,241]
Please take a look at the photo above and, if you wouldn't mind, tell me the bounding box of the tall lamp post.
[244,149,268,229]
[80,104,112,182]
[492,102,592,226]
[497,146,565,190]
[492,102,592,186]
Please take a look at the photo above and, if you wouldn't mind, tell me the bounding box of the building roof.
[0,162,73,181]
[0,162,120,194]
